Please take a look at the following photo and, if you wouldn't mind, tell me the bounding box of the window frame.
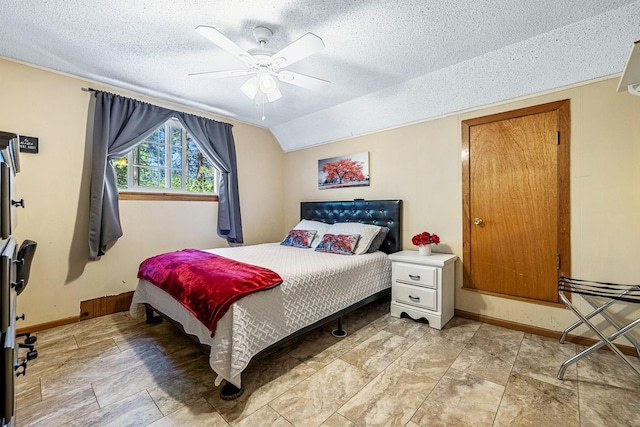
[117,118,219,202]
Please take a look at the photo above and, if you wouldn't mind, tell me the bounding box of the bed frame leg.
[332,316,347,337]
[145,306,163,325]
[220,381,244,400]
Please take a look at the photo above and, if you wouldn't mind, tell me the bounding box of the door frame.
[461,100,571,304]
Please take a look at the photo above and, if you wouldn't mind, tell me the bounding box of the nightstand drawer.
[393,282,437,311]
[394,263,437,288]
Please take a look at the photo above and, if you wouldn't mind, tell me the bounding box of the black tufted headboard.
[300,200,403,254]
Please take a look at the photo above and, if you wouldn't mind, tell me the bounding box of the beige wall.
[284,77,640,340]
[2,53,638,341]
[0,58,285,327]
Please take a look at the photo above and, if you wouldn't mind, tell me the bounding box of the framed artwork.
[318,152,369,189]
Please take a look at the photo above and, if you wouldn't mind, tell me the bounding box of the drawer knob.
[409,295,420,302]
[408,274,420,280]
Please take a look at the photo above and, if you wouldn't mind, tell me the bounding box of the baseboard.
[16,316,80,335]
[454,309,638,357]
[80,291,135,321]
[15,291,136,335]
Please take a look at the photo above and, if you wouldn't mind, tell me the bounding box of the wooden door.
[462,101,570,304]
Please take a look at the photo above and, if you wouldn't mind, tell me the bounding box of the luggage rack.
[557,276,640,379]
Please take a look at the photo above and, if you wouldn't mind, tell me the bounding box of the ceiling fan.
[190,25,330,107]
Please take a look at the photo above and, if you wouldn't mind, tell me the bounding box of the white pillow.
[325,222,382,255]
[293,220,332,248]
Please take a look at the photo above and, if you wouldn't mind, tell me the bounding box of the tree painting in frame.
[318,152,370,189]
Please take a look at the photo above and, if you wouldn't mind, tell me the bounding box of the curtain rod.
[80,87,231,126]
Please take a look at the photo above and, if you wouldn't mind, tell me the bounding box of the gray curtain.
[89,91,243,260]
[178,113,243,244]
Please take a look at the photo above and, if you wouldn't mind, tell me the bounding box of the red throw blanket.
[137,249,283,336]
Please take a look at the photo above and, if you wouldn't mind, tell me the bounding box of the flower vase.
[418,245,431,256]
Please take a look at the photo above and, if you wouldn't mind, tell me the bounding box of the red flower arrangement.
[412,231,440,246]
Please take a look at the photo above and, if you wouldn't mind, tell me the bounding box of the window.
[115,119,218,198]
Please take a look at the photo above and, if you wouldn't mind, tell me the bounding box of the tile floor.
[14,299,640,427]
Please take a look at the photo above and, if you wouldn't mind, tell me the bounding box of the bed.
[129,199,402,397]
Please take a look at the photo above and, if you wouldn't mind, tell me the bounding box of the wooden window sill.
[119,191,218,202]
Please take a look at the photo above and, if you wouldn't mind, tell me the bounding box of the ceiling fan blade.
[195,26,255,66]
[189,69,253,79]
[270,33,325,69]
[277,71,330,91]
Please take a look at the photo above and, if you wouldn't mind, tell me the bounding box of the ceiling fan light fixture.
[240,76,259,99]
[265,86,282,102]
[257,67,277,94]
[252,86,283,107]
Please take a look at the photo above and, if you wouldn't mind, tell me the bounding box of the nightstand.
[388,250,458,329]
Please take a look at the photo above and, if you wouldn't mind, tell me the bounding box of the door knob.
[474,217,484,225]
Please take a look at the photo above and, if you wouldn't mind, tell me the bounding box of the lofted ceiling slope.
[0,1,639,151]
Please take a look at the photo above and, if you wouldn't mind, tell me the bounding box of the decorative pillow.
[325,222,382,255]
[293,219,332,248]
[314,233,360,255]
[281,229,317,248]
[366,226,390,253]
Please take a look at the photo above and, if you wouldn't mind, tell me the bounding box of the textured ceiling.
[1,1,639,151]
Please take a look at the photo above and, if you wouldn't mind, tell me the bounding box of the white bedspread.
[130,243,391,387]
